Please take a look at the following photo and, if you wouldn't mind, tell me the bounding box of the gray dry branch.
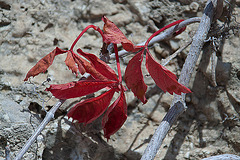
[141,0,224,160]
[14,99,65,160]
[202,154,240,160]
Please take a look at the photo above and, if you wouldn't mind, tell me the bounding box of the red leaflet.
[145,50,191,95]
[125,50,147,104]
[77,49,118,81]
[24,47,67,81]
[73,53,109,81]
[102,88,127,139]
[67,89,115,124]
[65,51,86,75]
[46,80,116,99]
[65,51,80,76]
[102,16,140,52]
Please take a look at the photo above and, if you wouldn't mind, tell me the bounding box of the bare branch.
[161,40,192,67]
[141,0,223,160]
[14,99,66,160]
[201,154,240,160]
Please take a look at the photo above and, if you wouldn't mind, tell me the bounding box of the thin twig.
[141,0,222,159]
[14,99,66,160]
[110,17,201,59]
[201,154,240,160]
[161,40,192,67]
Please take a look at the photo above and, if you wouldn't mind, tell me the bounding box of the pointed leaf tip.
[24,47,67,81]
[146,51,191,95]
[65,51,79,76]
[102,88,127,139]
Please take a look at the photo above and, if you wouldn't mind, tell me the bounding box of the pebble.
[150,110,164,123]
[169,40,180,51]
[189,2,199,12]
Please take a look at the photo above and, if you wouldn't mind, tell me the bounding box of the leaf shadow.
[127,84,163,115]
[41,112,141,160]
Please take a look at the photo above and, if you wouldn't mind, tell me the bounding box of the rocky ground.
[0,0,240,159]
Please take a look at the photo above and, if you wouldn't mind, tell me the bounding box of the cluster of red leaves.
[24,16,191,139]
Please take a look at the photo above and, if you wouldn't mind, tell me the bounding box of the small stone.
[150,110,164,123]
[161,93,173,109]
[154,45,163,54]
[190,143,194,149]
[189,2,199,12]
[12,16,30,38]
[169,40,180,51]
[37,135,44,142]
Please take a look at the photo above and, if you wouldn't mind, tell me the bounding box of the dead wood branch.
[14,99,65,160]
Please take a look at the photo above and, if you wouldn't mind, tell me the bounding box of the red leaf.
[77,49,118,81]
[102,88,127,139]
[46,80,117,99]
[65,51,79,76]
[125,50,147,104]
[67,89,115,124]
[73,53,109,81]
[24,47,67,81]
[145,50,191,95]
[102,16,140,52]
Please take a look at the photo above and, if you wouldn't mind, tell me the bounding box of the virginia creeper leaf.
[77,49,118,81]
[46,80,117,99]
[145,50,191,95]
[102,16,140,52]
[67,89,115,124]
[102,88,127,139]
[73,54,109,81]
[24,47,67,81]
[65,51,79,76]
[125,50,147,104]
[73,53,86,75]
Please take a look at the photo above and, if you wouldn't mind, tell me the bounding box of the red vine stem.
[113,44,122,82]
[70,25,105,51]
[145,20,185,47]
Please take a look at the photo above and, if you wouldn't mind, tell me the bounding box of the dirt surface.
[0,0,240,159]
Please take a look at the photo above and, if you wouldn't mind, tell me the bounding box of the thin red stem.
[70,25,105,51]
[145,20,185,47]
[113,44,122,82]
